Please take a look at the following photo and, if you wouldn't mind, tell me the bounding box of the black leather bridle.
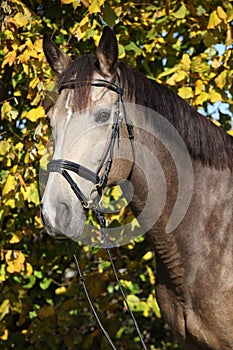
[45,79,147,349]
[47,78,135,210]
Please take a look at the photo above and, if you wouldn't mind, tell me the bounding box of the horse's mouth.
[40,208,68,239]
[40,204,86,241]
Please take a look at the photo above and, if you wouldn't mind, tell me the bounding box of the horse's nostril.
[54,202,71,229]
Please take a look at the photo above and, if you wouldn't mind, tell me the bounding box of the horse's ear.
[97,26,118,77]
[43,34,71,75]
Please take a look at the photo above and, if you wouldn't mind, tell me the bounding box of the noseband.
[47,78,135,210]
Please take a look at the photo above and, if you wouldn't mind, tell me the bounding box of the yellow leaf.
[180,53,191,70]
[25,182,40,205]
[24,151,30,164]
[216,6,227,21]
[19,49,30,63]
[1,102,18,120]
[166,73,178,86]
[6,251,25,273]
[120,279,133,289]
[130,217,140,231]
[88,0,104,14]
[207,10,222,29]
[29,77,40,89]
[0,299,10,322]
[61,0,74,3]
[157,67,177,79]
[195,80,203,95]
[13,12,30,27]
[55,286,67,295]
[211,119,221,127]
[31,91,43,106]
[1,101,11,118]
[209,89,222,103]
[173,3,187,19]
[34,39,43,52]
[227,130,233,136]
[15,142,24,151]
[0,329,8,341]
[147,294,161,318]
[0,140,10,155]
[194,91,209,105]
[27,106,45,122]
[2,50,17,67]
[35,215,43,228]
[226,28,232,47]
[81,0,89,6]
[2,174,16,196]
[10,231,23,244]
[22,63,29,75]
[25,262,33,276]
[142,251,154,261]
[176,70,187,82]
[178,87,193,99]
[18,172,27,189]
[146,265,155,285]
[14,252,25,273]
[111,185,122,200]
[215,70,227,89]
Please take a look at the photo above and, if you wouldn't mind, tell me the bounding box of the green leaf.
[26,182,40,205]
[103,3,118,27]
[173,3,188,19]
[125,42,142,56]
[39,277,52,290]
[23,275,36,289]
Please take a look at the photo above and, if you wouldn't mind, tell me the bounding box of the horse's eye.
[94,109,111,123]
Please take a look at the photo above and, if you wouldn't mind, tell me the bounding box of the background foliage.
[1,0,233,349]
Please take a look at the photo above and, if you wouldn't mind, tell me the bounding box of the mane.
[119,62,233,170]
[56,55,233,170]
[57,55,97,110]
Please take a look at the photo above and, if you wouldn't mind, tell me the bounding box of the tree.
[1,1,232,349]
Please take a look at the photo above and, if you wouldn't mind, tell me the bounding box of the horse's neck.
[129,117,233,298]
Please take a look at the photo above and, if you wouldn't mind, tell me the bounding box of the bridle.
[48,78,135,209]
[46,79,147,349]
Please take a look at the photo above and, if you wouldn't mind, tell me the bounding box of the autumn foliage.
[0,1,233,349]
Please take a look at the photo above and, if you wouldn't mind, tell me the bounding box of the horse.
[41,26,233,349]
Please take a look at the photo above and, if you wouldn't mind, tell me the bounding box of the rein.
[47,79,147,349]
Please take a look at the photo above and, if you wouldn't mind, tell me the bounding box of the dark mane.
[119,62,233,170]
[57,55,233,170]
[57,55,97,110]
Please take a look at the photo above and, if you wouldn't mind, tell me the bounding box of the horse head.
[41,27,136,242]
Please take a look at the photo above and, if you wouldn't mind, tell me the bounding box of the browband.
[58,79,123,96]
